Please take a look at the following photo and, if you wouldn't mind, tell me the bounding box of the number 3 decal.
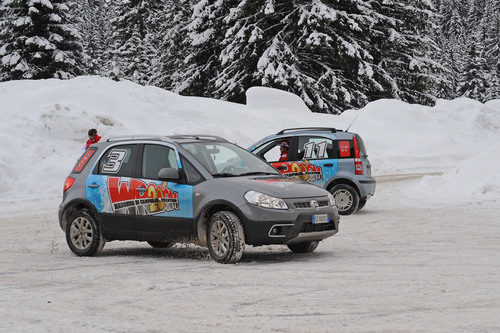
[102,149,127,173]
[303,141,328,159]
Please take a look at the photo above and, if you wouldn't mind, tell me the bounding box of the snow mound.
[0,76,499,206]
[408,144,500,205]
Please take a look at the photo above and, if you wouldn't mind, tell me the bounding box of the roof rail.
[168,134,228,142]
[276,127,341,135]
[106,135,163,142]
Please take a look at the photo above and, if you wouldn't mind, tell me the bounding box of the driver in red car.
[278,140,289,161]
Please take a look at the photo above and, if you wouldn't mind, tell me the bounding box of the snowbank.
[0,76,498,205]
[408,144,500,206]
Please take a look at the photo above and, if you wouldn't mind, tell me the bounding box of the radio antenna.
[346,112,360,132]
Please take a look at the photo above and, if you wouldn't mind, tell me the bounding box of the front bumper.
[239,200,340,246]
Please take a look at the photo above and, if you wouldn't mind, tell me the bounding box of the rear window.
[72,148,97,174]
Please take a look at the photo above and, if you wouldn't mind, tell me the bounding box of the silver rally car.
[59,135,340,264]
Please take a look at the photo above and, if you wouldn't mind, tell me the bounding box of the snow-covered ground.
[0,76,499,207]
[0,77,499,331]
[0,177,499,332]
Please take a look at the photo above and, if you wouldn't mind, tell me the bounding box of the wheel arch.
[325,177,361,196]
[60,199,99,231]
[194,200,247,247]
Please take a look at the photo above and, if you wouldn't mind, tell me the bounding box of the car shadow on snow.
[96,243,336,264]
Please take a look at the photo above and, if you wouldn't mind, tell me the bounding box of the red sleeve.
[85,140,91,150]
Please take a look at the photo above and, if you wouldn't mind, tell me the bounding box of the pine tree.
[151,0,191,89]
[180,0,386,114]
[0,0,84,81]
[107,0,162,84]
[485,0,500,99]
[371,0,447,104]
[175,0,240,97]
[458,35,489,101]
[75,0,111,75]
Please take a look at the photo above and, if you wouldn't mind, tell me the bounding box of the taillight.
[353,136,363,175]
[63,177,75,192]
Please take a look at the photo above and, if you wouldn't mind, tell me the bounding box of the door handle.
[88,184,99,188]
[324,164,333,167]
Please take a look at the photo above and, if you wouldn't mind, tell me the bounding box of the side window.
[253,138,292,162]
[142,144,179,180]
[180,156,204,184]
[297,136,336,160]
[98,144,139,177]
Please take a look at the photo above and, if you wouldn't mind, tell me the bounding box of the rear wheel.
[330,183,359,215]
[147,241,174,248]
[66,209,105,256]
[356,198,367,212]
[207,211,245,264]
[287,241,319,253]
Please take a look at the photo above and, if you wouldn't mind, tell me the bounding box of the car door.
[86,144,141,240]
[134,143,195,240]
[289,136,338,187]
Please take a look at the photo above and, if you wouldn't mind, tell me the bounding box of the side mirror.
[158,168,180,182]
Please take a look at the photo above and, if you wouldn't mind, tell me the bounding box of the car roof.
[104,134,229,144]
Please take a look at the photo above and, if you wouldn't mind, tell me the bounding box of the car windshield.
[181,142,280,177]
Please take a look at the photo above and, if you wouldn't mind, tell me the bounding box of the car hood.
[218,175,328,199]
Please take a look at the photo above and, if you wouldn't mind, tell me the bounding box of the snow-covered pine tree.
[0,0,84,81]
[182,0,385,113]
[74,0,111,75]
[372,0,446,105]
[484,0,500,100]
[175,0,241,97]
[280,0,383,113]
[151,0,191,89]
[458,34,489,101]
[107,0,162,84]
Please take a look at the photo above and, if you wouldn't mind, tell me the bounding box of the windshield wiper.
[212,173,238,178]
[238,171,279,176]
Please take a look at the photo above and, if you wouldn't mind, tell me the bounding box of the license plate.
[312,214,330,224]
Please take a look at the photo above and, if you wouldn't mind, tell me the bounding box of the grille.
[294,200,329,209]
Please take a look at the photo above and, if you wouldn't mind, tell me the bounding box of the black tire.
[207,211,245,264]
[287,241,319,253]
[147,241,174,248]
[329,183,360,215]
[65,209,105,256]
[356,198,367,212]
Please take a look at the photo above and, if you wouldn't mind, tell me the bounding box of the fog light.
[270,226,282,235]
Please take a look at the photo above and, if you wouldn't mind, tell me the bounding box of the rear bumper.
[240,203,340,246]
[358,177,376,199]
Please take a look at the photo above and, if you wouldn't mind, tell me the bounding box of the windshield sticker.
[108,177,179,215]
[272,160,323,182]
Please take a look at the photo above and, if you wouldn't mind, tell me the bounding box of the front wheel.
[66,209,105,256]
[207,211,245,264]
[330,183,360,215]
[287,241,319,253]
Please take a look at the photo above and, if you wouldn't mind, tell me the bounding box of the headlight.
[328,193,337,207]
[244,190,288,209]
